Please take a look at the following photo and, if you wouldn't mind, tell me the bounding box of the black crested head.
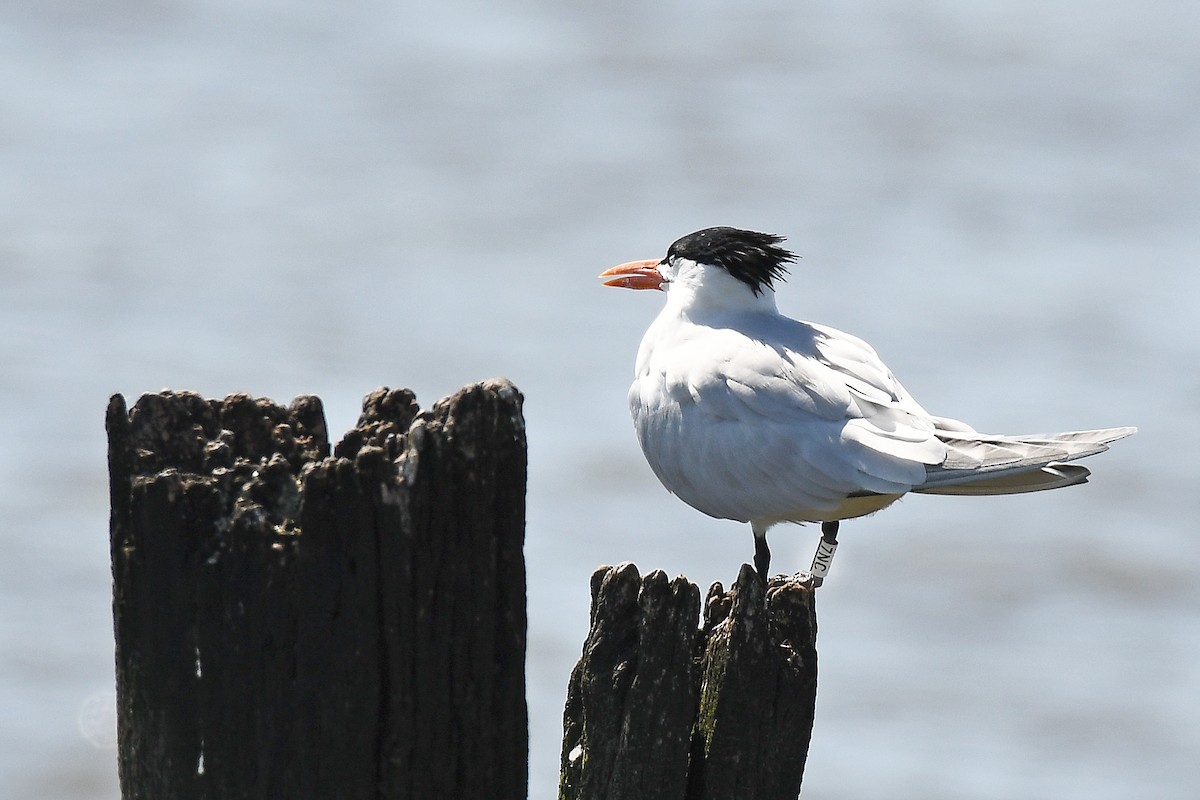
[665,227,796,295]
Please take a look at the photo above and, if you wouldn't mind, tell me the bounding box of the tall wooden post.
[106,380,528,800]
[559,565,817,800]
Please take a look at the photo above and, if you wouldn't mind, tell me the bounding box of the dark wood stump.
[106,380,527,800]
[559,565,817,800]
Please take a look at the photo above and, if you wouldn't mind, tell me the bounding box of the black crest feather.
[666,227,796,295]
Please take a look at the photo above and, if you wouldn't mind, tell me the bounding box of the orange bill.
[598,259,664,291]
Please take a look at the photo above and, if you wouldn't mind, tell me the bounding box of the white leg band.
[809,537,838,579]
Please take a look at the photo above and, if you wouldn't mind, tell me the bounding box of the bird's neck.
[662,271,780,322]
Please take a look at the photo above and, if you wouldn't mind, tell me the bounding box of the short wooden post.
[106,380,528,800]
[559,566,702,799]
[559,565,817,800]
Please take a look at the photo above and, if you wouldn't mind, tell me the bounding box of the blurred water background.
[2,1,1197,797]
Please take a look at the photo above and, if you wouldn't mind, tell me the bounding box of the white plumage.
[601,227,1134,583]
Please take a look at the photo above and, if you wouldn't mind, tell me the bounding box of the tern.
[600,226,1134,586]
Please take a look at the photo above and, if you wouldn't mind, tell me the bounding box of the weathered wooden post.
[559,565,817,800]
[106,380,528,800]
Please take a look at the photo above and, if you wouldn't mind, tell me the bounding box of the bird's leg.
[808,520,840,588]
[752,523,771,585]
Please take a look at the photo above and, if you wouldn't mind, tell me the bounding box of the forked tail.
[913,426,1135,496]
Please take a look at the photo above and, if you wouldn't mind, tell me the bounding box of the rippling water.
[2,2,1197,797]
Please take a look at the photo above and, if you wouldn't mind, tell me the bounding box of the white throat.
[661,258,780,319]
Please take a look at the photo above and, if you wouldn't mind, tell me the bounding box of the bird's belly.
[630,378,900,524]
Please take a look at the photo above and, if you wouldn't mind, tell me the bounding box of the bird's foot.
[789,570,825,588]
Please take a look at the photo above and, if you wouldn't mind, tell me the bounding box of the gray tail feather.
[912,426,1134,497]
